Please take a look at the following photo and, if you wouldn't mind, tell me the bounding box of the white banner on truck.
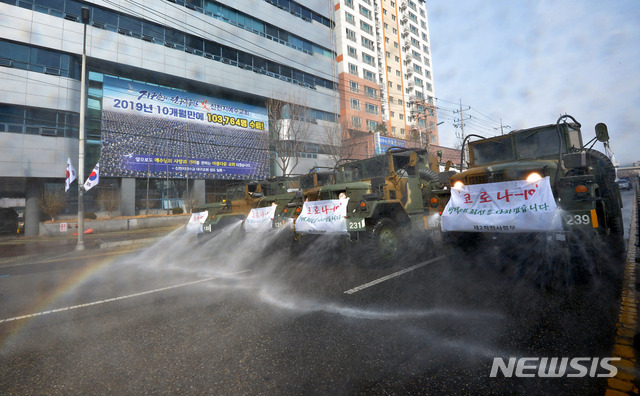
[295,199,349,234]
[187,210,208,233]
[245,205,277,233]
[441,177,562,233]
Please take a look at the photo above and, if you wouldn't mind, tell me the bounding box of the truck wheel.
[368,218,400,267]
[418,168,440,183]
[608,213,626,259]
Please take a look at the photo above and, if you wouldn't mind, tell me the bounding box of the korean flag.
[65,156,77,192]
[84,162,100,191]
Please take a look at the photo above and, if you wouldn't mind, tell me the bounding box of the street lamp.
[77,6,90,250]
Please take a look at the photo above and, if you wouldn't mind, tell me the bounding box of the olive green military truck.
[444,115,624,277]
[293,147,448,266]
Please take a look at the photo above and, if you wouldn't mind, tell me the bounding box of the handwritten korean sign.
[245,206,277,233]
[186,210,208,233]
[295,199,349,234]
[441,177,562,232]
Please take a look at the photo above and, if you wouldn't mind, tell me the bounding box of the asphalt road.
[0,190,635,395]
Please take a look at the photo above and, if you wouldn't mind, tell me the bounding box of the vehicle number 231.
[565,214,591,225]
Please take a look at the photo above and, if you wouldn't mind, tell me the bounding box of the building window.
[363,69,376,82]
[350,98,361,110]
[349,63,358,76]
[349,80,359,93]
[346,28,357,41]
[360,21,373,35]
[347,46,357,58]
[359,5,372,20]
[344,0,354,9]
[361,36,375,51]
[362,53,375,66]
[365,103,378,115]
[364,86,377,99]
[367,120,377,131]
[345,12,355,25]
[351,116,362,129]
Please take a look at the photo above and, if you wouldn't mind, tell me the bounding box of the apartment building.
[334,0,438,157]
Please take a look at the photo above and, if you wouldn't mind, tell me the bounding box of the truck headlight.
[453,181,464,190]
[526,172,542,183]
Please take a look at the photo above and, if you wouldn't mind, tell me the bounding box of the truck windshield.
[514,127,563,160]
[471,137,514,165]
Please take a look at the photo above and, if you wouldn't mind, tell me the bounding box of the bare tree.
[96,189,120,218]
[266,92,311,176]
[321,117,357,167]
[183,190,199,213]
[40,187,66,221]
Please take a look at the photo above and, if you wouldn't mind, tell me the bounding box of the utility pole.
[76,6,90,251]
[453,99,471,162]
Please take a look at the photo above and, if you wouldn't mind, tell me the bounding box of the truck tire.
[608,213,626,259]
[419,168,440,183]
[367,218,400,267]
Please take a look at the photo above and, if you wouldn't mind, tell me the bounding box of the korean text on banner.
[441,177,563,233]
[245,205,277,233]
[186,210,208,233]
[295,199,349,234]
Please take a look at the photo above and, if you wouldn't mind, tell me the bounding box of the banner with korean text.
[186,211,208,233]
[295,199,349,234]
[100,76,269,180]
[441,177,563,232]
[245,206,277,233]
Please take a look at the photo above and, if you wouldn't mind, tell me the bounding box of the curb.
[99,237,164,249]
[606,192,639,395]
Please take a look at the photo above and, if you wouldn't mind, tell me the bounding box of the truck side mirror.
[595,123,609,142]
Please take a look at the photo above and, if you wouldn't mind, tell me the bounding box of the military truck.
[273,168,335,230]
[199,179,288,239]
[293,147,447,266]
[445,115,624,266]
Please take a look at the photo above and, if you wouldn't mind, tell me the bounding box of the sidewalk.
[0,225,184,264]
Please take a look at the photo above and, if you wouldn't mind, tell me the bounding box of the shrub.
[171,207,184,215]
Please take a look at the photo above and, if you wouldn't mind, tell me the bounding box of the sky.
[427,0,640,165]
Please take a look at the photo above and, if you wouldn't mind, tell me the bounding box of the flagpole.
[76,6,90,251]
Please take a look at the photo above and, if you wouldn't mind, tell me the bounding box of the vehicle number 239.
[565,214,591,225]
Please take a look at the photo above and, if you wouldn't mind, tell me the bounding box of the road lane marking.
[344,255,447,294]
[0,270,251,324]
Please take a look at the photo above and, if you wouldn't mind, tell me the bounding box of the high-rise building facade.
[334,0,438,154]
[0,0,339,235]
